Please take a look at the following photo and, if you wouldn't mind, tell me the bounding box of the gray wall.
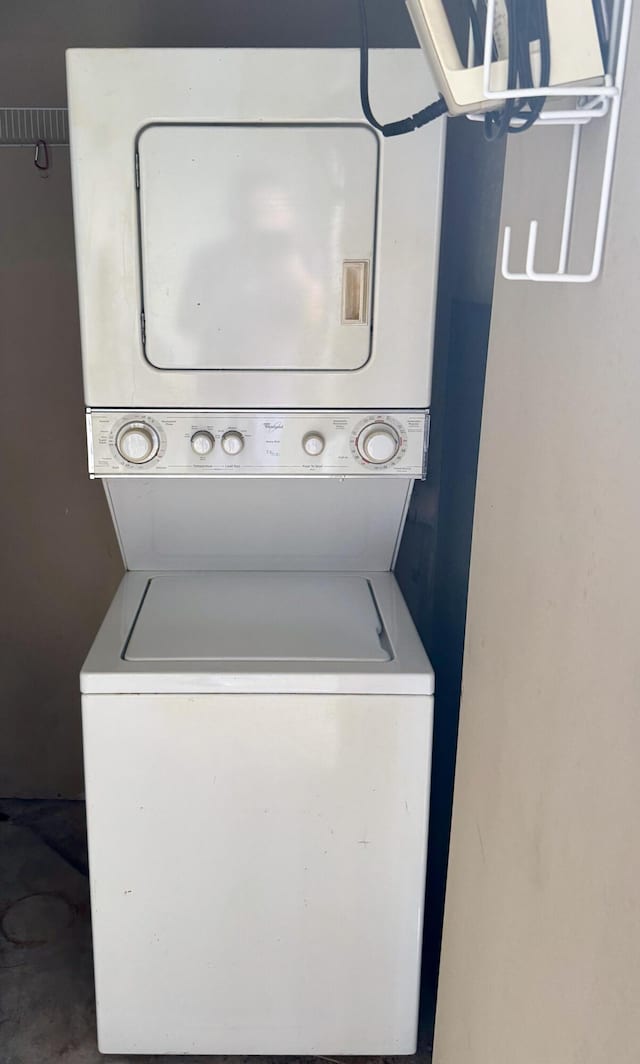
[0,150,122,798]
[434,9,640,1063]
[0,0,417,797]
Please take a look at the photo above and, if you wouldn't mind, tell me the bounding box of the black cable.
[467,0,499,64]
[358,0,553,142]
[357,0,447,137]
[482,0,551,140]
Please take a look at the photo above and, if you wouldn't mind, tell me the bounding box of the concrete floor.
[0,800,434,1064]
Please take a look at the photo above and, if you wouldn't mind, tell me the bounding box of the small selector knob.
[221,430,244,456]
[302,432,325,456]
[116,422,159,465]
[357,423,400,465]
[191,430,214,456]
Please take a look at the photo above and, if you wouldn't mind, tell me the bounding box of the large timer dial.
[356,422,401,465]
[116,421,160,464]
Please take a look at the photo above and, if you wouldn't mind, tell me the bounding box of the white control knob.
[116,422,159,464]
[357,424,400,465]
[191,430,214,456]
[221,430,244,456]
[302,432,325,457]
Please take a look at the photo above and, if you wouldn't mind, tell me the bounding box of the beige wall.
[434,10,640,1064]
[0,1,415,797]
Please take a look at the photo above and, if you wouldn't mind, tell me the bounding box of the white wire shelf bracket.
[471,0,633,283]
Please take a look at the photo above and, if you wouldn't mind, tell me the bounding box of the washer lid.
[124,573,391,663]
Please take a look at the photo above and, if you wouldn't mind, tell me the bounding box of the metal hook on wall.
[34,138,49,171]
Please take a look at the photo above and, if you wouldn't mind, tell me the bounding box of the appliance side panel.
[82,692,433,1056]
[102,481,128,569]
[391,480,415,570]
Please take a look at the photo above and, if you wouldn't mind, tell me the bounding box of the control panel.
[87,410,429,478]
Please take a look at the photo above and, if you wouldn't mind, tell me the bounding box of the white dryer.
[67,48,444,418]
[82,570,433,1056]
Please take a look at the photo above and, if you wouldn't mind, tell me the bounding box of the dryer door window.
[136,124,379,372]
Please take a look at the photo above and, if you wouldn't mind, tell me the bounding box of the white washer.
[81,570,434,1056]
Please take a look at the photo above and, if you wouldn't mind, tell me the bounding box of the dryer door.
[137,124,377,373]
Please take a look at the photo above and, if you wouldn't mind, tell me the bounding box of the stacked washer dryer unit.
[67,49,444,1057]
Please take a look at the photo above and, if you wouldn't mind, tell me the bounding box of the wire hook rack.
[467,0,633,283]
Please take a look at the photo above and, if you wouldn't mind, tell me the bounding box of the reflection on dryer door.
[136,124,379,372]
